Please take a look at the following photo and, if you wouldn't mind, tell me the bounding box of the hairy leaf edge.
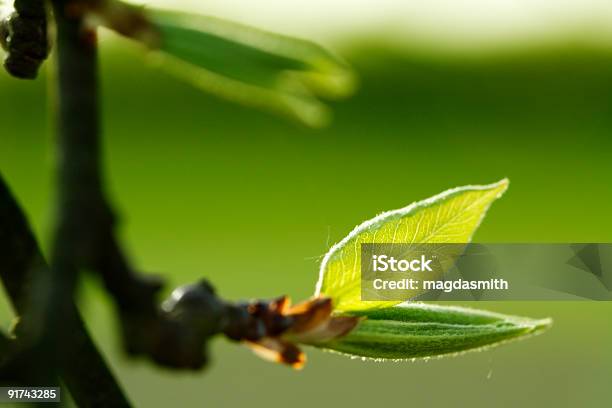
[314,303,552,361]
[315,179,509,298]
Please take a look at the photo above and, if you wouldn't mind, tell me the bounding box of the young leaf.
[316,303,551,360]
[142,10,356,127]
[315,179,509,312]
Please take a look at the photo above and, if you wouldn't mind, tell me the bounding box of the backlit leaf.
[315,179,509,311]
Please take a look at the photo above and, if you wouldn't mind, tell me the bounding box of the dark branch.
[0,174,131,407]
[48,0,165,363]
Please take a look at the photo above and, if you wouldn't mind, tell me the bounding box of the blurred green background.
[1,9,612,406]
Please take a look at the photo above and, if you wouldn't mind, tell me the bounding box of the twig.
[49,0,164,359]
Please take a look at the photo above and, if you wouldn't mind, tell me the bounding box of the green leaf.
[145,10,356,127]
[316,303,551,360]
[315,179,509,312]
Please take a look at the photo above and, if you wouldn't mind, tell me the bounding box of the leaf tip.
[474,178,509,201]
[519,316,553,335]
[492,177,509,196]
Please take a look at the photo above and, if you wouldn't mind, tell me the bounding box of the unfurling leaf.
[316,303,551,360]
[137,10,355,127]
[243,296,359,369]
[316,179,509,312]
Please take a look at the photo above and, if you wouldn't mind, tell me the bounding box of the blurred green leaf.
[317,303,551,360]
[315,179,509,312]
[145,9,356,127]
